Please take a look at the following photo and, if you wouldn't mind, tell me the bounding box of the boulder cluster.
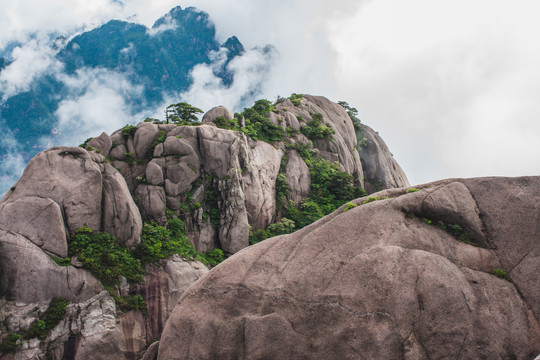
[5,94,537,359]
[0,95,409,359]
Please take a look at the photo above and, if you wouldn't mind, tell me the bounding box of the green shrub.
[288,93,303,106]
[69,228,144,285]
[406,188,421,193]
[0,333,22,353]
[275,173,290,208]
[50,256,71,266]
[25,297,69,340]
[214,115,238,130]
[492,268,509,280]
[344,202,358,211]
[205,248,225,267]
[148,130,167,157]
[110,293,147,313]
[362,196,388,204]
[300,113,335,140]
[121,124,137,137]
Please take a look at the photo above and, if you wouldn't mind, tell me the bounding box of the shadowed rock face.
[156,177,540,359]
[360,124,409,193]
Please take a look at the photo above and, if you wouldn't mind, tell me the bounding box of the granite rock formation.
[155,177,540,359]
[0,95,409,359]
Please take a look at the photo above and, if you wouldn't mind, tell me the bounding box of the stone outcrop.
[360,124,409,193]
[0,94,410,359]
[0,258,208,359]
[155,177,540,359]
[105,95,407,255]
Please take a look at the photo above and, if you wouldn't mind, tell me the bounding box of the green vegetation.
[362,196,389,204]
[0,297,69,353]
[250,218,296,245]
[344,202,358,211]
[64,217,225,315]
[288,93,303,106]
[69,219,224,288]
[165,102,203,125]
[249,145,365,242]
[50,256,72,266]
[300,113,335,140]
[69,227,144,286]
[239,100,285,143]
[406,188,421,193]
[0,333,22,353]
[121,124,138,137]
[492,268,509,280]
[420,217,478,246]
[148,130,167,156]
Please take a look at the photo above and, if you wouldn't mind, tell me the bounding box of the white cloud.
[179,46,276,112]
[0,130,27,197]
[146,10,178,36]
[49,67,145,147]
[3,0,540,187]
[0,39,63,100]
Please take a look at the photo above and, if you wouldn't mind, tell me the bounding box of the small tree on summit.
[165,102,203,125]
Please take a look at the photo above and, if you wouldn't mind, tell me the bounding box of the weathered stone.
[87,132,112,157]
[134,185,167,225]
[156,177,540,359]
[201,106,234,124]
[162,137,194,157]
[142,256,209,342]
[101,164,142,248]
[242,140,282,230]
[1,146,103,234]
[285,150,311,205]
[361,124,409,193]
[141,341,160,360]
[109,143,127,160]
[133,123,159,159]
[0,230,103,303]
[0,196,67,257]
[197,125,240,179]
[146,162,164,186]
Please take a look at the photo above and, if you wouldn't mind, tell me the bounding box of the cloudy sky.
[2,0,540,187]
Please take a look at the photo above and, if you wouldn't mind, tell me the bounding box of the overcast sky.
[2,0,540,186]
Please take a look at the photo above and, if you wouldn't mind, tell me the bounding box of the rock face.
[156,177,540,359]
[0,145,205,359]
[0,94,409,359]
[106,95,407,255]
[360,124,409,193]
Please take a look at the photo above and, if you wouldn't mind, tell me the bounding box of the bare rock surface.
[87,132,112,157]
[0,230,103,303]
[157,177,540,359]
[201,105,234,124]
[101,164,143,248]
[360,124,409,193]
[285,150,311,204]
[1,146,103,234]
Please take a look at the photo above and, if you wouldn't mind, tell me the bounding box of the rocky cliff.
[0,95,409,359]
[154,177,540,359]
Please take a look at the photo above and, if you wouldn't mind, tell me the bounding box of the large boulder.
[101,164,143,248]
[1,146,103,234]
[156,177,540,359]
[201,105,234,124]
[360,124,410,193]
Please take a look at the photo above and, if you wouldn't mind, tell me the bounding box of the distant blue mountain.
[0,6,246,178]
